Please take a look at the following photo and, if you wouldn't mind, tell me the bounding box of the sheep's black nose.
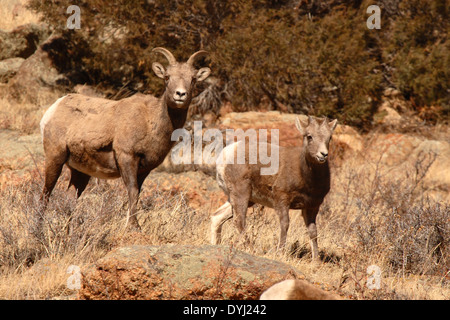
[321,152,328,158]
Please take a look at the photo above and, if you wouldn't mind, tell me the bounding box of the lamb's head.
[295,116,338,164]
[152,47,211,109]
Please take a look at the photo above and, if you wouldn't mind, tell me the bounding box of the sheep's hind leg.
[38,149,67,239]
[41,151,67,205]
[211,201,233,244]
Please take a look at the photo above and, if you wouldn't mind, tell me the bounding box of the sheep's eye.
[306,135,313,141]
[164,75,170,81]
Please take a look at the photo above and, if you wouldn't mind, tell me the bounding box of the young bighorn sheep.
[211,116,337,260]
[40,47,211,230]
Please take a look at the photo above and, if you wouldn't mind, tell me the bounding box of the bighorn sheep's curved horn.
[187,50,208,66]
[152,47,177,65]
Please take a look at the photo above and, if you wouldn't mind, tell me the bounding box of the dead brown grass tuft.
[0,90,61,135]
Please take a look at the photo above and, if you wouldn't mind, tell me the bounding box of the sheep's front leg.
[302,208,320,261]
[117,153,141,231]
[275,204,290,250]
[211,202,233,244]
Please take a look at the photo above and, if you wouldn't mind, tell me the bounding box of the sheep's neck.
[300,148,330,191]
[167,105,188,130]
[163,92,189,130]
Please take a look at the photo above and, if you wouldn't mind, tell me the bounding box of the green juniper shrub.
[28,0,449,129]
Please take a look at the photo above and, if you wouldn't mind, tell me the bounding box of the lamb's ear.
[295,117,307,136]
[152,62,166,79]
[328,119,338,132]
[196,67,211,82]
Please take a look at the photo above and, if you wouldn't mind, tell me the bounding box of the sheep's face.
[295,116,338,164]
[152,57,210,109]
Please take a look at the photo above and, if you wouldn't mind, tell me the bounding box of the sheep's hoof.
[125,218,142,232]
[310,256,322,268]
[128,224,141,233]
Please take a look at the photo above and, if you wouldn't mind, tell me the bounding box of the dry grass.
[0,96,44,134]
[0,145,448,299]
[0,0,41,31]
[0,88,61,134]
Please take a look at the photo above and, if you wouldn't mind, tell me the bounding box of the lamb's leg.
[302,208,320,261]
[229,182,251,242]
[117,154,141,231]
[275,204,290,250]
[210,201,233,244]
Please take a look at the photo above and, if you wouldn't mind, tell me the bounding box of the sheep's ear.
[328,119,338,132]
[295,117,307,136]
[196,67,211,82]
[152,62,166,79]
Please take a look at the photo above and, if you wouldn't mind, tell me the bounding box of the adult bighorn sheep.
[40,47,211,230]
[211,116,337,260]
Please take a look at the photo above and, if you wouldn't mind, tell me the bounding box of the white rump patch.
[216,141,241,189]
[40,95,66,139]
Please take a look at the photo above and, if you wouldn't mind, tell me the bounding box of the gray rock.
[79,244,301,300]
[0,24,51,60]
[0,57,24,82]
[7,35,68,103]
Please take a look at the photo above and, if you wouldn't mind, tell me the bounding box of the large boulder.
[219,111,302,147]
[0,24,50,60]
[364,133,422,167]
[0,57,24,82]
[7,35,68,103]
[78,245,302,300]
